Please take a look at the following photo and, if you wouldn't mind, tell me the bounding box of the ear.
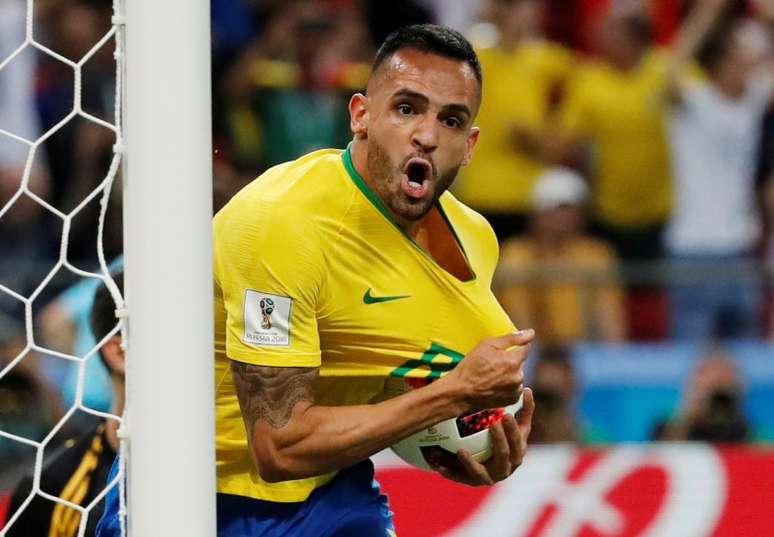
[460,126,480,166]
[348,93,369,139]
[101,335,125,376]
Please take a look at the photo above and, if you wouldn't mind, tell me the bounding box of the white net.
[0,0,126,534]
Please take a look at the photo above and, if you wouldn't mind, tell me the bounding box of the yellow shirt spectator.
[495,167,625,344]
[558,49,673,228]
[497,236,625,345]
[455,40,573,215]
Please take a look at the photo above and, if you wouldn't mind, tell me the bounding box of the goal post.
[123,0,216,534]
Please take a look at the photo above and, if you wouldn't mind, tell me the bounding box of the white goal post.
[123,0,215,535]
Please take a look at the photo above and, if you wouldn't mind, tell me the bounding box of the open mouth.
[401,158,432,199]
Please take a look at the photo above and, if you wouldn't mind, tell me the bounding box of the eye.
[397,103,413,115]
[443,117,462,129]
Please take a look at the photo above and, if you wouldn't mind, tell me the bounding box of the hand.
[445,329,535,413]
[435,388,535,486]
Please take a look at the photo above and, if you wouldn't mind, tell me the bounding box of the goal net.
[0,0,215,535]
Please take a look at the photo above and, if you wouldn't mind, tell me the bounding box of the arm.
[231,330,535,484]
[665,0,728,103]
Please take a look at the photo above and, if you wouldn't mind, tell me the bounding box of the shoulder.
[214,149,354,251]
[218,148,349,212]
[499,237,535,264]
[572,237,619,265]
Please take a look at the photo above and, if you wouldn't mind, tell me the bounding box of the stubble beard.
[366,137,459,223]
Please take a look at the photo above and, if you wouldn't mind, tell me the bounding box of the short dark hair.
[90,271,124,369]
[372,24,482,88]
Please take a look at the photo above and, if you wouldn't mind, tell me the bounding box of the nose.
[411,115,439,154]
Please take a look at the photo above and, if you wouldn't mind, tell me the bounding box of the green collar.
[341,143,407,235]
[341,143,476,282]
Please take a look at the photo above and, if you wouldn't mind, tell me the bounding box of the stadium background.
[0,0,772,535]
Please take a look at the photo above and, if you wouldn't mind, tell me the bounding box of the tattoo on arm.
[230,362,318,436]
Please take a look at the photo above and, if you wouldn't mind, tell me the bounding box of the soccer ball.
[390,391,525,471]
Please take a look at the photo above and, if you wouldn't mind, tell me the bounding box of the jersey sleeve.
[213,203,326,368]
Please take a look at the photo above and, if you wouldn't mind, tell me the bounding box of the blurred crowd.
[1,0,774,495]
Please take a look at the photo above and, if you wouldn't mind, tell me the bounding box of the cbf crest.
[243,290,291,346]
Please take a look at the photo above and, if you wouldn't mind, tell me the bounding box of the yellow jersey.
[558,49,673,227]
[454,40,573,213]
[212,146,515,502]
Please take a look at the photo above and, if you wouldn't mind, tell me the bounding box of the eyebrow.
[391,88,472,119]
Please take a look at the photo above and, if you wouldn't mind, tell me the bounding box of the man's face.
[534,204,584,238]
[596,15,647,69]
[351,49,480,223]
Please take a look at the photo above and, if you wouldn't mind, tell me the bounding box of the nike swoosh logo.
[363,288,411,304]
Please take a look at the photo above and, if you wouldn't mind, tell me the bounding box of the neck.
[350,138,424,237]
[713,77,746,100]
[611,49,645,72]
[535,230,573,251]
[105,376,125,453]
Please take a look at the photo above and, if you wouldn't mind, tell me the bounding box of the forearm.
[253,376,467,481]
[233,331,533,483]
[667,0,726,97]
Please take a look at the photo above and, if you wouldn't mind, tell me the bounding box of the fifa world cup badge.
[243,290,291,346]
[259,298,275,329]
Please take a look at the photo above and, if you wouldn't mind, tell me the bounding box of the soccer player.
[5,272,124,537]
[99,24,535,537]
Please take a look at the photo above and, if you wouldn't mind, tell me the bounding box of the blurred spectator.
[652,346,750,442]
[546,4,715,340]
[665,0,774,340]
[529,345,579,443]
[0,162,56,320]
[6,272,123,537]
[0,318,61,474]
[213,1,369,176]
[552,5,673,262]
[33,0,116,268]
[454,0,574,240]
[0,0,57,319]
[211,0,257,69]
[496,167,625,344]
[36,256,123,416]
